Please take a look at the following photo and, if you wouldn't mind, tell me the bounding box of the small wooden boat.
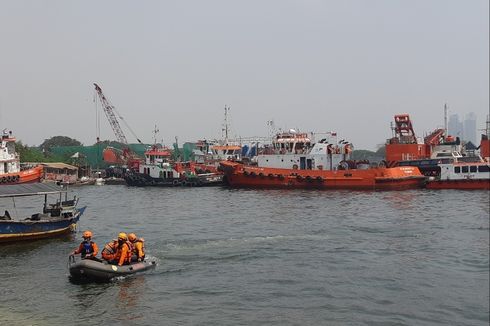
[68,255,157,281]
[0,183,86,243]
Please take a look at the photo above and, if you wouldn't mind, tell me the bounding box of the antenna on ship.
[222,105,230,144]
[444,103,448,137]
[486,114,490,137]
[152,125,160,145]
[267,120,276,138]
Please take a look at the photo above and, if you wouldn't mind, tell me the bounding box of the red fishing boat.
[0,130,43,185]
[220,129,425,190]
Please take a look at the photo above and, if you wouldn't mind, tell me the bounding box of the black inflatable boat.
[69,255,156,281]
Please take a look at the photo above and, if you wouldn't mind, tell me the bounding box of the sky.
[0,0,488,150]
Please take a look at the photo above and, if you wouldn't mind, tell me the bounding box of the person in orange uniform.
[72,230,98,259]
[114,232,132,266]
[128,233,146,262]
[101,238,118,264]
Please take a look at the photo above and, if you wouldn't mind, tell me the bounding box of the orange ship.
[0,130,43,185]
[220,129,425,190]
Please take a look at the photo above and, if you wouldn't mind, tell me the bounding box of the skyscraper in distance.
[463,112,477,144]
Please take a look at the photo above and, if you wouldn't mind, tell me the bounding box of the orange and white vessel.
[426,116,490,190]
[425,159,490,190]
[0,130,43,185]
[220,129,425,190]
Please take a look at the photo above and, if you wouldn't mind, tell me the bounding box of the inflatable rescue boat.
[68,255,156,281]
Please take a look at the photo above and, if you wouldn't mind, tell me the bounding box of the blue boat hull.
[0,206,86,243]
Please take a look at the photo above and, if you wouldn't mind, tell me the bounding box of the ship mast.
[444,103,448,136]
[222,105,230,144]
[486,114,490,137]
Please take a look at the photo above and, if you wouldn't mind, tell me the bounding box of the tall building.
[448,114,463,138]
[463,112,477,144]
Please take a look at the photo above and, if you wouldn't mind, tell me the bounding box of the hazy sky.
[1,0,488,150]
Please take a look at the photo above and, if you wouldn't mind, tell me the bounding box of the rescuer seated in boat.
[72,230,99,260]
[128,233,146,262]
[101,238,119,264]
[113,232,133,266]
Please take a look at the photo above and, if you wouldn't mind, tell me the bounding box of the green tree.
[15,142,45,162]
[40,136,82,153]
[375,145,386,158]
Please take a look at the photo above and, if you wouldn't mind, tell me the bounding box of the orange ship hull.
[220,161,425,190]
[426,179,490,190]
[0,165,43,185]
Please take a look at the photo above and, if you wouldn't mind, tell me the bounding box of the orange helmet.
[118,232,127,240]
[128,233,137,242]
[82,230,92,239]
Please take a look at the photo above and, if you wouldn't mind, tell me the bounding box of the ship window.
[478,165,489,172]
[462,166,468,173]
[454,167,460,173]
[469,166,477,173]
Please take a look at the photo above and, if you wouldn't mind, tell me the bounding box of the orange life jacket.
[115,240,133,266]
[131,238,146,259]
[101,240,118,261]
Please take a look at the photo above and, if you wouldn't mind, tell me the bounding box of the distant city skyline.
[448,111,478,145]
[1,1,488,150]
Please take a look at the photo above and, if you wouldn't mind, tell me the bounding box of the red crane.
[93,83,142,168]
[93,83,142,145]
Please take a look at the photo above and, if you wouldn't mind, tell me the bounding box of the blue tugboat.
[0,183,86,243]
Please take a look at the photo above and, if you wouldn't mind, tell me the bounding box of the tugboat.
[220,129,425,190]
[124,145,223,187]
[0,129,43,185]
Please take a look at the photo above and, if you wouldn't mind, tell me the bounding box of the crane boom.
[94,83,129,144]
